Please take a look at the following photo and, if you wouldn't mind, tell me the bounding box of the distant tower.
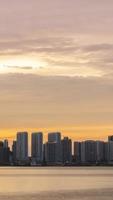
[81,140,96,164]
[0,140,10,165]
[45,142,57,164]
[31,132,43,163]
[45,132,62,164]
[108,135,113,142]
[61,137,72,164]
[74,142,81,163]
[16,132,28,163]
[48,132,61,143]
[12,141,17,163]
[95,141,105,163]
[108,135,113,164]
[3,140,8,148]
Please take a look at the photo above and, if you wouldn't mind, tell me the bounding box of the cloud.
[0,0,113,78]
[0,73,113,130]
[6,66,33,70]
[0,36,113,77]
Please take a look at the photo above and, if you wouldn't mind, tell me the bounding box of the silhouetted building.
[107,135,113,164]
[74,142,81,164]
[0,141,4,164]
[16,132,28,164]
[45,142,57,164]
[0,140,10,165]
[12,141,17,163]
[0,141,3,148]
[104,142,109,163]
[3,140,8,148]
[61,137,72,164]
[108,135,113,142]
[31,132,43,164]
[81,140,96,164]
[108,141,113,164]
[96,141,105,163]
[48,132,61,143]
[47,132,62,163]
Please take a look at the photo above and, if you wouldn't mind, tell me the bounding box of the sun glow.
[0,56,47,73]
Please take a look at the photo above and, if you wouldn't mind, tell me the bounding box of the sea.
[0,167,113,200]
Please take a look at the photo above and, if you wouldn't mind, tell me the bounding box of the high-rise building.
[74,142,81,163]
[0,140,10,165]
[16,132,28,163]
[104,142,109,163]
[3,140,8,148]
[48,132,61,143]
[0,141,3,148]
[108,135,113,142]
[0,141,4,165]
[12,141,17,163]
[81,140,96,164]
[95,141,105,163]
[107,136,113,164]
[45,132,62,164]
[45,142,57,164]
[31,132,43,164]
[61,137,72,164]
[108,141,113,164]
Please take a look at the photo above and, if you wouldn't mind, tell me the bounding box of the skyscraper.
[45,132,62,164]
[104,142,109,163]
[0,140,10,165]
[96,141,105,163]
[12,141,17,163]
[61,137,72,164]
[16,132,28,164]
[3,140,8,148]
[108,135,113,142]
[108,135,113,164]
[48,132,61,143]
[74,142,81,164]
[45,142,57,165]
[0,141,4,165]
[81,140,96,164]
[31,132,43,164]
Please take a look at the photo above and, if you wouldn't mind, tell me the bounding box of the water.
[0,167,113,199]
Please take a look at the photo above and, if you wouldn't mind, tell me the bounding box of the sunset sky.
[0,0,113,142]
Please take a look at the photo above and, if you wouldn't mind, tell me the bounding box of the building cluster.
[1,132,113,166]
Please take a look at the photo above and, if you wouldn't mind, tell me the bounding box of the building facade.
[16,132,28,164]
[61,137,72,164]
[31,132,43,164]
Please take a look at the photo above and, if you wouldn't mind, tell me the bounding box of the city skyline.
[0,131,113,166]
[0,0,113,141]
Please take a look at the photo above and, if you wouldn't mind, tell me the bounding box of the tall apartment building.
[31,132,43,164]
[16,132,28,163]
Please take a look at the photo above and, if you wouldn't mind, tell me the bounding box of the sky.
[0,0,113,142]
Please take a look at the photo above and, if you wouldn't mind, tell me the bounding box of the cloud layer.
[0,0,113,77]
[0,73,113,129]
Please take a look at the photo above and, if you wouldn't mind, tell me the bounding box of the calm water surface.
[0,167,113,200]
